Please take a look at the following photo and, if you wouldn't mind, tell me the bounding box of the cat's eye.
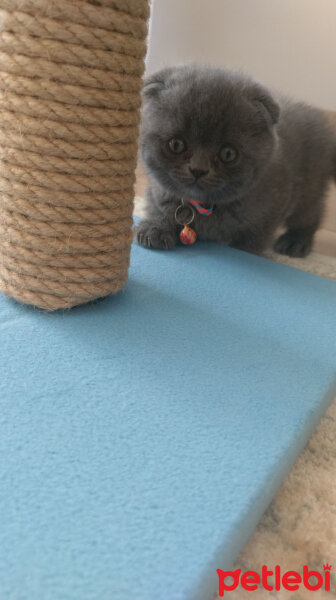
[219,146,238,163]
[168,138,187,154]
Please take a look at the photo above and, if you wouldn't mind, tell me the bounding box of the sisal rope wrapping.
[0,0,149,310]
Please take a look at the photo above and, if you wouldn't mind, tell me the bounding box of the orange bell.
[179,224,197,245]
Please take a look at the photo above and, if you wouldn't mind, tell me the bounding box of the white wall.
[146,0,336,111]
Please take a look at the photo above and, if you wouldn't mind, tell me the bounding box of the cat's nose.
[189,167,209,180]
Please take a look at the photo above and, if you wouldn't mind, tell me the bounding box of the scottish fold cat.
[136,65,336,257]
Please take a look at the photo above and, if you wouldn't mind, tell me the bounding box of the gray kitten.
[136,65,336,257]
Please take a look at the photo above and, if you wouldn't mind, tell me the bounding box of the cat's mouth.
[184,178,220,196]
[186,173,224,191]
[168,170,227,200]
[174,174,212,190]
[181,178,242,205]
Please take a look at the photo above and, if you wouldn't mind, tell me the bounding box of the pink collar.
[187,199,214,216]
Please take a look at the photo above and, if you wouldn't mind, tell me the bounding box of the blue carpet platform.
[0,238,335,600]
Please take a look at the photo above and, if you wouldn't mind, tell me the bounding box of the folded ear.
[247,84,280,125]
[142,68,174,100]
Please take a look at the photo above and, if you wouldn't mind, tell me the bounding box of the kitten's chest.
[192,203,243,242]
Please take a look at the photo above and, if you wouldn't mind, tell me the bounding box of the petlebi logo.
[217,563,332,596]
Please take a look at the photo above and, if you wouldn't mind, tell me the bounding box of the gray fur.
[136,65,336,257]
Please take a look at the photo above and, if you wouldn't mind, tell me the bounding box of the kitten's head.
[140,65,280,204]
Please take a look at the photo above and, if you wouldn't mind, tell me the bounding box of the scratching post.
[0,0,149,310]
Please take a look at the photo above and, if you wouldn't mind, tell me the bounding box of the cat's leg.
[273,225,317,258]
[135,187,180,250]
[273,196,324,258]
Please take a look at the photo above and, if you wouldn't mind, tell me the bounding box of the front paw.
[135,221,177,250]
[273,230,313,258]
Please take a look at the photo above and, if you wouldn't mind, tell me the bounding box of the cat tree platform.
[0,239,335,600]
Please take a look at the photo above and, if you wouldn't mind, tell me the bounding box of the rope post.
[0,0,149,310]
